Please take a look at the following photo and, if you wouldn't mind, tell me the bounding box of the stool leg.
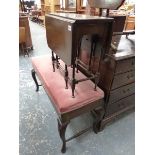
[93,118,101,134]
[93,108,104,134]
[31,69,40,91]
[57,119,69,153]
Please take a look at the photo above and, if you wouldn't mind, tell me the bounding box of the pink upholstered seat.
[31,55,104,114]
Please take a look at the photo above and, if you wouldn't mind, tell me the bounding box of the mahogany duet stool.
[31,55,105,153]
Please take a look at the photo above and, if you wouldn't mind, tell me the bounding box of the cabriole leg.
[31,69,39,91]
[57,119,69,153]
[93,108,104,134]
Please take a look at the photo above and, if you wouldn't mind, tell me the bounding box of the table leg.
[65,64,68,89]
[71,63,76,98]
[51,51,55,72]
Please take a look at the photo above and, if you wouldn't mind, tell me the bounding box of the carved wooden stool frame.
[31,68,104,153]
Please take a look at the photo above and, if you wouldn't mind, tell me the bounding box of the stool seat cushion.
[31,55,104,114]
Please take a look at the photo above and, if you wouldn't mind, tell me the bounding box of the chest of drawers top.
[47,13,113,22]
[107,51,135,73]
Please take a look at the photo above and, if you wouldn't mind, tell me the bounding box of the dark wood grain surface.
[19,16,33,49]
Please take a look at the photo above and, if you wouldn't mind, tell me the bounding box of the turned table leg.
[56,55,59,69]
[71,63,76,98]
[51,51,55,72]
[65,64,68,89]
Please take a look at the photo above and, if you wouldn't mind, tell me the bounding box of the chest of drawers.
[78,42,135,130]
[78,35,135,130]
[99,51,135,130]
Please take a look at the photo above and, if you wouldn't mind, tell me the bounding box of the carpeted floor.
[19,21,135,155]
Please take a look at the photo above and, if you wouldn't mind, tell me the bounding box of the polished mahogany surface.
[48,12,113,20]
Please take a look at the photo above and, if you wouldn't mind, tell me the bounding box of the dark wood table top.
[48,12,113,21]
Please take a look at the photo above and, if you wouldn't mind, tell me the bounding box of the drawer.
[106,94,135,116]
[108,83,135,103]
[111,70,135,89]
[115,58,135,74]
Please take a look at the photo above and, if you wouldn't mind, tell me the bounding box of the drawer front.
[109,83,135,103]
[115,58,135,74]
[106,94,135,116]
[112,70,135,89]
